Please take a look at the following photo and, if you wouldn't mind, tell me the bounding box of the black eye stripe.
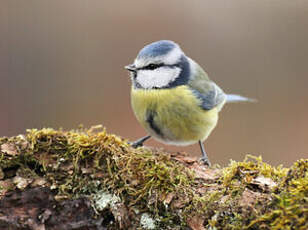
[137,63,180,71]
[143,63,164,70]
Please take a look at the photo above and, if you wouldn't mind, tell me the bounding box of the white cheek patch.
[136,67,181,89]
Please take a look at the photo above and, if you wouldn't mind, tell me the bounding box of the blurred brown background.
[1,0,307,166]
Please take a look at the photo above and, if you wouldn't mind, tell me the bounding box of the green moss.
[0,127,307,229]
[222,155,288,186]
[182,155,306,230]
[247,159,308,230]
[1,127,195,228]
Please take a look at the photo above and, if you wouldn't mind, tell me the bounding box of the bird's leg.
[199,140,211,166]
[130,135,151,148]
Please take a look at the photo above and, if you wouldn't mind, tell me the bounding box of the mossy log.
[0,126,307,230]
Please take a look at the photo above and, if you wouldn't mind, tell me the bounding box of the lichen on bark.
[0,126,307,230]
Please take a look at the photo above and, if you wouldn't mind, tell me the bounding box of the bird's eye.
[145,63,163,70]
[148,64,156,69]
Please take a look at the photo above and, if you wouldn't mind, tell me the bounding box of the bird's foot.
[129,135,151,148]
[199,157,211,167]
[129,140,144,148]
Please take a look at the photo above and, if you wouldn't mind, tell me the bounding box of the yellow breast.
[131,86,218,145]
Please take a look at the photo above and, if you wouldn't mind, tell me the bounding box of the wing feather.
[188,59,226,111]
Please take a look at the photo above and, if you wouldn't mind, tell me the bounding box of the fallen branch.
[0,127,307,229]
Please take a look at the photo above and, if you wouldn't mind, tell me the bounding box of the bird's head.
[125,40,191,89]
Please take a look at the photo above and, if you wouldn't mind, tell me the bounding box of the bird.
[125,40,254,166]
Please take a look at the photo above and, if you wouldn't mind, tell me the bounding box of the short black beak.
[125,64,137,72]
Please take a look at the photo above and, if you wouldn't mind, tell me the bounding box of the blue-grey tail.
[226,94,257,103]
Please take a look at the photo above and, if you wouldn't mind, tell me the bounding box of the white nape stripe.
[163,46,183,64]
[136,67,181,89]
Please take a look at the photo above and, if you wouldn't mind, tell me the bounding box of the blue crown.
[137,40,177,59]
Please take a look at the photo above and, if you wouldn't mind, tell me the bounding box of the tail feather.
[226,94,257,103]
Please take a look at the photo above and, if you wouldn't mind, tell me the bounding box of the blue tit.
[125,40,253,166]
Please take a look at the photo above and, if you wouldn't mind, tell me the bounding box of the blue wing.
[188,59,226,111]
[190,88,223,110]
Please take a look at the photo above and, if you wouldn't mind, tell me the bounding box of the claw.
[130,141,144,148]
[199,156,211,166]
[129,135,151,149]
